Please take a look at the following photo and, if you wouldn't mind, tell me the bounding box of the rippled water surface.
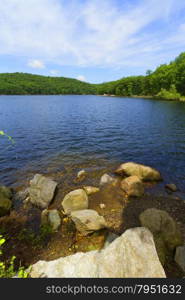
[0,95,185,194]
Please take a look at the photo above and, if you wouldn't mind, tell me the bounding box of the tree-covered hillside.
[0,73,96,95]
[0,52,185,100]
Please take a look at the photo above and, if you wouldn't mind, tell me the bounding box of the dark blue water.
[0,95,185,194]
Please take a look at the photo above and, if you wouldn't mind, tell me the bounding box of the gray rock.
[83,186,100,195]
[121,175,144,197]
[71,209,106,235]
[30,227,166,278]
[62,189,88,215]
[100,174,117,186]
[175,246,185,272]
[41,209,61,231]
[29,174,57,209]
[115,162,162,181]
[103,232,119,248]
[139,208,183,265]
[0,185,12,217]
[165,184,177,192]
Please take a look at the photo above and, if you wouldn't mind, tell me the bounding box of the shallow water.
[0,95,185,195]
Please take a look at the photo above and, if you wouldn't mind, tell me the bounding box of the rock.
[30,227,165,278]
[0,195,12,217]
[71,209,106,236]
[139,208,183,265]
[29,174,57,209]
[121,175,144,197]
[99,203,106,209]
[0,186,12,199]
[41,209,61,231]
[62,189,88,215]
[14,188,29,203]
[103,232,119,248]
[100,174,117,186]
[0,186,12,217]
[115,162,162,181]
[75,170,86,182]
[175,246,185,272]
[83,186,100,195]
[165,184,177,192]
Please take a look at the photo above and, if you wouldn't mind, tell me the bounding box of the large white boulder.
[71,209,106,235]
[30,227,166,278]
[115,162,162,181]
[29,174,57,209]
[61,189,88,215]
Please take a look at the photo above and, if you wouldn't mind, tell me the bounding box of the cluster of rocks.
[0,161,184,277]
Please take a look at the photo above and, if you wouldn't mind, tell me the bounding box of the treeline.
[0,52,185,100]
[0,73,96,95]
[95,52,185,100]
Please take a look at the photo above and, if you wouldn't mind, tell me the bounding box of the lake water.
[0,95,185,196]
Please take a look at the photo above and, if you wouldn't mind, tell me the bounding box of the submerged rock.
[83,186,100,195]
[139,208,183,265]
[165,183,177,192]
[62,189,88,215]
[71,209,106,235]
[75,170,86,182]
[0,185,12,217]
[115,162,162,181]
[100,174,117,186]
[175,246,185,272]
[29,174,57,209]
[121,175,144,197]
[30,227,165,278]
[41,209,61,231]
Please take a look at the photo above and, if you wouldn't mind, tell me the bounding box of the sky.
[0,0,185,83]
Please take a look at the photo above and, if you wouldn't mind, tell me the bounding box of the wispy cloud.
[76,75,86,82]
[27,59,45,69]
[0,0,185,71]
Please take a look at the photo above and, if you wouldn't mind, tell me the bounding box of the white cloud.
[50,69,60,76]
[76,75,86,82]
[27,59,45,69]
[0,0,185,70]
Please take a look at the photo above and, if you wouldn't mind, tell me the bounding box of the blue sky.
[0,0,185,83]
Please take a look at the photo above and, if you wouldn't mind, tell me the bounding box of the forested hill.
[0,52,185,100]
[0,73,96,95]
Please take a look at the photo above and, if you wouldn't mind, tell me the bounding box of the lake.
[0,95,185,196]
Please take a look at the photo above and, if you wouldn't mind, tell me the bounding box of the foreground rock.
[41,209,61,231]
[175,246,185,272]
[62,189,88,215]
[139,208,183,265]
[30,227,165,278]
[83,186,100,195]
[100,174,117,186]
[71,209,106,235]
[165,184,177,192]
[29,174,57,209]
[121,175,144,197]
[115,162,162,181]
[0,185,12,217]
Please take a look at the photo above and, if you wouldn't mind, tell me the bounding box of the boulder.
[115,162,162,181]
[41,209,61,231]
[139,208,183,265]
[29,174,57,209]
[71,209,106,235]
[62,189,88,215]
[0,186,12,217]
[121,175,144,197]
[165,184,177,192]
[83,186,100,195]
[175,246,185,272]
[30,227,165,278]
[100,174,117,186]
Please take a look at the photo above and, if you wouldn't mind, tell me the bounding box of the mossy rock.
[0,195,12,217]
[0,186,12,199]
